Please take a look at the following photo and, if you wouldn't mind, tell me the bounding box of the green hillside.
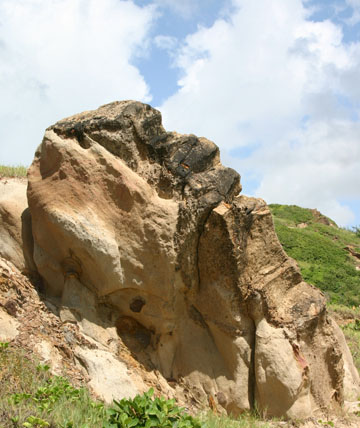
[269,204,360,307]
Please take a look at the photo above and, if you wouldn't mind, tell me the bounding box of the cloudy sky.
[1,0,359,227]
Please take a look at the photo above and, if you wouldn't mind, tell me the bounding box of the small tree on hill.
[352,225,360,238]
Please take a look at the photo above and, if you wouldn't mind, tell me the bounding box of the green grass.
[0,343,105,427]
[199,411,273,428]
[0,343,275,428]
[269,204,360,306]
[0,165,28,178]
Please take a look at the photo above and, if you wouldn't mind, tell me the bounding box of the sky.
[0,0,359,227]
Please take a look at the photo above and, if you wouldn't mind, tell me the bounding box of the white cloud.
[154,35,178,51]
[152,0,199,19]
[247,118,360,225]
[345,0,360,25]
[0,0,155,165]
[159,0,360,226]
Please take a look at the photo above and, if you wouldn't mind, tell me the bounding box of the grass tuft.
[0,343,105,427]
[0,165,28,178]
[199,411,274,427]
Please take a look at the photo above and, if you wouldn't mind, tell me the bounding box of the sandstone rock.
[0,307,19,342]
[330,318,360,401]
[33,340,63,375]
[26,100,360,418]
[0,255,163,402]
[0,178,29,270]
[74,347,140,403]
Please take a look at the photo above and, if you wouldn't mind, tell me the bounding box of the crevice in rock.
[248,319,256,410]
[188,304,208,330]
[195,207,215,292]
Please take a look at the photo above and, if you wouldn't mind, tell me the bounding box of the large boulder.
[27,101,360,418]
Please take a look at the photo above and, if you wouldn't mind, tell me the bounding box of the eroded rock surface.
[0,178,32,270]
[26,100,360,418]
[0,256,177,404]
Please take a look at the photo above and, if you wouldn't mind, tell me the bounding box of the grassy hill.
[269,204,360,307]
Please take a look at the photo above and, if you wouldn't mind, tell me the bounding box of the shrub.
[104,388,201,428]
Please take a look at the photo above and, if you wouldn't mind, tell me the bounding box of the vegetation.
[0,342,105,427]
[269,204,360,307]
[105,389,200,428]
[199,412,273,428]
[352,225,360,238]
[0,165,28,178]
[0,343,274,428]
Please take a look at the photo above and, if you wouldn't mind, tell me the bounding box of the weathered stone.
[74,347,140,403]
[331,318,360,401]
[26,100,360,418]
[34,340,63,375]
[0,179,28,270]
[0,307,19,342]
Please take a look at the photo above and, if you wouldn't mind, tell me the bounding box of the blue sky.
[0,0,359,227]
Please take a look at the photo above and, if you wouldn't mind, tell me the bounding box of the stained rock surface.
[25,100,360,418]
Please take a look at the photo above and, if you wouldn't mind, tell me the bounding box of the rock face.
[26,101,360,418]
[0,178,31,270]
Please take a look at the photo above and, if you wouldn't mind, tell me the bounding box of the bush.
[104,388,201,428]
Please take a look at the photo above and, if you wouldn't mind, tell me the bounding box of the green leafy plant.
[10,376,83,414]
[36,364,50,373]
[23,415,50,427]
[0,345,105,427]
[317,419,334,427]
[105,388,201,428]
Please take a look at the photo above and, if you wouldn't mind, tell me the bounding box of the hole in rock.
[61,252,82,280]
[130,296,146,313]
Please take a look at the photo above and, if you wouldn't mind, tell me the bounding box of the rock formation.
[3,100,359,418]
[0,178,30,270]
